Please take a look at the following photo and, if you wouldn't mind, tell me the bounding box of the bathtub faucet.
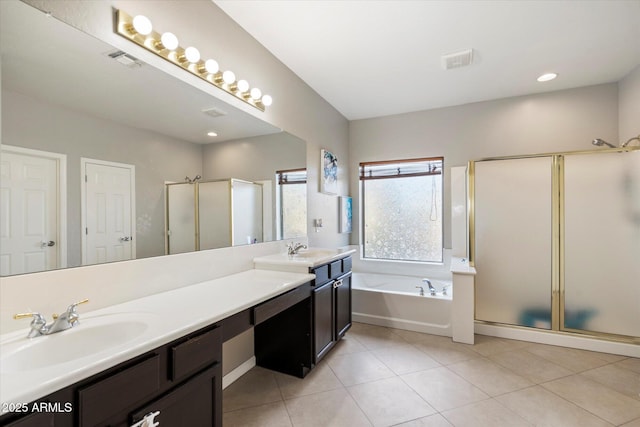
[415,286,424,296]
[422,278,437,296]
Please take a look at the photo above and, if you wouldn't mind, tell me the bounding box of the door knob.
[120,236,130,242]
[40,240,55,248]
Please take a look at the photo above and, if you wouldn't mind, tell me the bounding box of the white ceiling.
[214,0,640,120]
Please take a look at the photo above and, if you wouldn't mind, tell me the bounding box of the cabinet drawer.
[2,412,54,427]
[342,256,352,273]
[131,364,221,427]
[78,355,160,426]
[221,308,252,342]
[253,284,311,325]
[329,260,343,279]
[313,264,329,284]
[171,326,221,382]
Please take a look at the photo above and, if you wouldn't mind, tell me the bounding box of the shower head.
[620,136,640,148]
[592,138,616,148]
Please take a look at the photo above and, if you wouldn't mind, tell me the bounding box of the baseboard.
[353,312,452,337]
[475,323,640,358]
[222,356,256,390]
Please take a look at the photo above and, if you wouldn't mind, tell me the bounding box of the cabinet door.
[335,273,352,338]
[313,280,335,362]
[130,364,221,427]
[1,412,54,427]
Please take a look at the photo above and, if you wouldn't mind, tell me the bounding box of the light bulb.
[185,47,200,63]
[222,70,236,85]
[261,95,273,106]
[537,72,558,82]
[237,80,250,93]
[161,32,179,51]
[205,59,219,74]
[250,88,262,100]
[132,15,152,35]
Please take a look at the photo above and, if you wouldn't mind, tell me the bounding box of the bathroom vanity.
[0,249,354,427]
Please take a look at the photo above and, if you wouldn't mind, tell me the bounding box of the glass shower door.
[563,151,640,337]
[474,157,554,328]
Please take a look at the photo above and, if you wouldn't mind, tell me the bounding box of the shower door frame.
[468,145,640,344]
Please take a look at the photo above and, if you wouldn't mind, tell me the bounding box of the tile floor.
[223,322,640,427]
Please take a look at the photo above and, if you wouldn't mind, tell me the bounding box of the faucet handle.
[14,312,48,336]
[14,312,46,322]
[67,299,89,312]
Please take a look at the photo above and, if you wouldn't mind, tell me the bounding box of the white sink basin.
[0,312,156,373]
[290,249,336,259]
[254,247,356,273]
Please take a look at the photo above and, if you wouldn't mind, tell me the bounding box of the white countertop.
[254,248,356,273]
[450,257,477,275]
[0,269,315,407]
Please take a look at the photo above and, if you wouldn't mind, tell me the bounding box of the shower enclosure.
[470,148,640,342]
[165,179,264,254]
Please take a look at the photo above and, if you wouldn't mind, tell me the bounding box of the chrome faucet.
[14,299,89,338]
[422,278,437,296]
[287,242,307,255]
[415,286,425,296]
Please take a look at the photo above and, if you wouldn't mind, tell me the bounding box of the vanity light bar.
[115,10,272,111]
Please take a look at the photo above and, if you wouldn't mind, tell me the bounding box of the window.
[277,168,307,239]
[360,157,443,263]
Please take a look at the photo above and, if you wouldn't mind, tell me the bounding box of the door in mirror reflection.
[1,146,64,275]
[82,159,135,265]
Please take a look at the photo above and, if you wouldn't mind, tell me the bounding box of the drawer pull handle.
[333,279,343,289]
[131,411,160,427]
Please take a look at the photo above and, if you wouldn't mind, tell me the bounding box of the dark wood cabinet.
[130,364,221,427]
[254,283,313,378]
[0,324,223,427]
[2,413,55,427]
[313,280,335,361]
[335,272,352,339]
[311,256,353,363]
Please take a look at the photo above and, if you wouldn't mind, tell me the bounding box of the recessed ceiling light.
[537,73,558,82]
[207,131,218,137]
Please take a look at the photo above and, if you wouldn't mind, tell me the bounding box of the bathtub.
[351,272,453,336]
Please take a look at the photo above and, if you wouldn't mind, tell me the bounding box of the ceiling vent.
[202,107,228,118]
[106,50,142,68]
[441,49,474,70]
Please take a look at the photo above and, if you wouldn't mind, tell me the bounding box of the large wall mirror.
[0,0,307,277]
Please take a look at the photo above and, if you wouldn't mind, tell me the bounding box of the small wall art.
[320,149,338,195]
[339,196,353,233]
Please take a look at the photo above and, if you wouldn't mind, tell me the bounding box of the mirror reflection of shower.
[185,175,202,183]
[591,134,640,148]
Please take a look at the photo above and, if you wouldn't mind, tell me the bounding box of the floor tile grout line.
[537,375,629,426]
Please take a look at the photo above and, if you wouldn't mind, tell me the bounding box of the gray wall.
[349,83,619,249]
[2,89,203,266]
[202,132,306,182]
[619,64,640,142]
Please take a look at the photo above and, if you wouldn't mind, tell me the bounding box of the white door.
[0,148,64,275]
[82,159,135,265]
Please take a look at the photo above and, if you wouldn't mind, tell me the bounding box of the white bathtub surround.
[352,273,453,336]
[450,257,476,345]
[351,246,454,280]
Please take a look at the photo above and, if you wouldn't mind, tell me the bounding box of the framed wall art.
[320,149,338,195]
[339,196,353,233]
